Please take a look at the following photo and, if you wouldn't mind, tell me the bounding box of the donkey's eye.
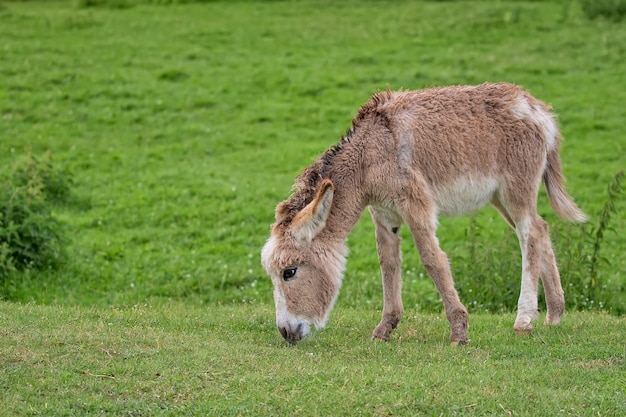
[282,268,297,281]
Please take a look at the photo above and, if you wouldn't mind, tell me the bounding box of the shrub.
[0,151,72,280]
[11,151,73,204]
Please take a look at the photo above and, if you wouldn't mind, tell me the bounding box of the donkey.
[261,82,586,345]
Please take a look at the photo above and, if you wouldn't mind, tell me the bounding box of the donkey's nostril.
[279,326,288,340]
[278,324,301,345]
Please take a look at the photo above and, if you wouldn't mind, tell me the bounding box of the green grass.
[1,0,624,311]
[0,1,625,412]
[1,301,624,416]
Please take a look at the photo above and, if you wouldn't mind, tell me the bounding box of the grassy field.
[0,0,625,414]
[1,301,625,416]
[1,0,625,311]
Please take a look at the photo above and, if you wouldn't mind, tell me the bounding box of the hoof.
[514,317,534,335]
[371,335,389,342]
[450,339,469,346]
[371,323,393,341]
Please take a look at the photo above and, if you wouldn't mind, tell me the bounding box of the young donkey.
[262,83,586,345]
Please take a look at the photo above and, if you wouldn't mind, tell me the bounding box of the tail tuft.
[544,148,587,222]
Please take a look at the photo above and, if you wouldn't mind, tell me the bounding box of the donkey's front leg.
[370,207,403,341]
[403,209,469,345]
[414,231,469,344]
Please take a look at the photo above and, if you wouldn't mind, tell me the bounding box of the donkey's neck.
[278,123,372,243]
[317,140,368,242]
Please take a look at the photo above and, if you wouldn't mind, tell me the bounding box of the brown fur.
[262,83,585,344]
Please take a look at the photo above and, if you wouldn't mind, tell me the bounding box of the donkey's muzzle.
[279,323,303,345]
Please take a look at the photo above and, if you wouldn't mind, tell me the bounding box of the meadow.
[2,302,625,416]
[0,0,625,415]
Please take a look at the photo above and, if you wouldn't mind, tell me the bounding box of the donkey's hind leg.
[370,207,404,341]
[533,216,565,326]
[512,216,541,333]
[511,213,565,333]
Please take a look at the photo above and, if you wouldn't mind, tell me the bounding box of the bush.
[0,151,72,280]
[11,151,73,204]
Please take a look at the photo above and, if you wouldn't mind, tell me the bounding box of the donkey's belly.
[431,177,499,217]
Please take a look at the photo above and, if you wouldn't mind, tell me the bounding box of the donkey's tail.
[543,146,587,222]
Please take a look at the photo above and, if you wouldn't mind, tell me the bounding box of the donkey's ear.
[291,179,334,243]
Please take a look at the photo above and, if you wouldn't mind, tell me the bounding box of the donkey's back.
[362,83,585,222]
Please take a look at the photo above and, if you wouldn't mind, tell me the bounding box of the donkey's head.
[261,179,347,344]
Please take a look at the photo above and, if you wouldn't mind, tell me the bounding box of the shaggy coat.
[262,83,585,344]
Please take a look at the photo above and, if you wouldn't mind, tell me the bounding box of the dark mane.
[274,89,393,228]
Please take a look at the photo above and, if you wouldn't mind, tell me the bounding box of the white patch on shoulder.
[511,95,558,150]
[397,133,413,172]
[432,177,499,217]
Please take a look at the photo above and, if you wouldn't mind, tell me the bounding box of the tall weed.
[454,170,624,314]
[453,217,520,313]
[556,170,625,313]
